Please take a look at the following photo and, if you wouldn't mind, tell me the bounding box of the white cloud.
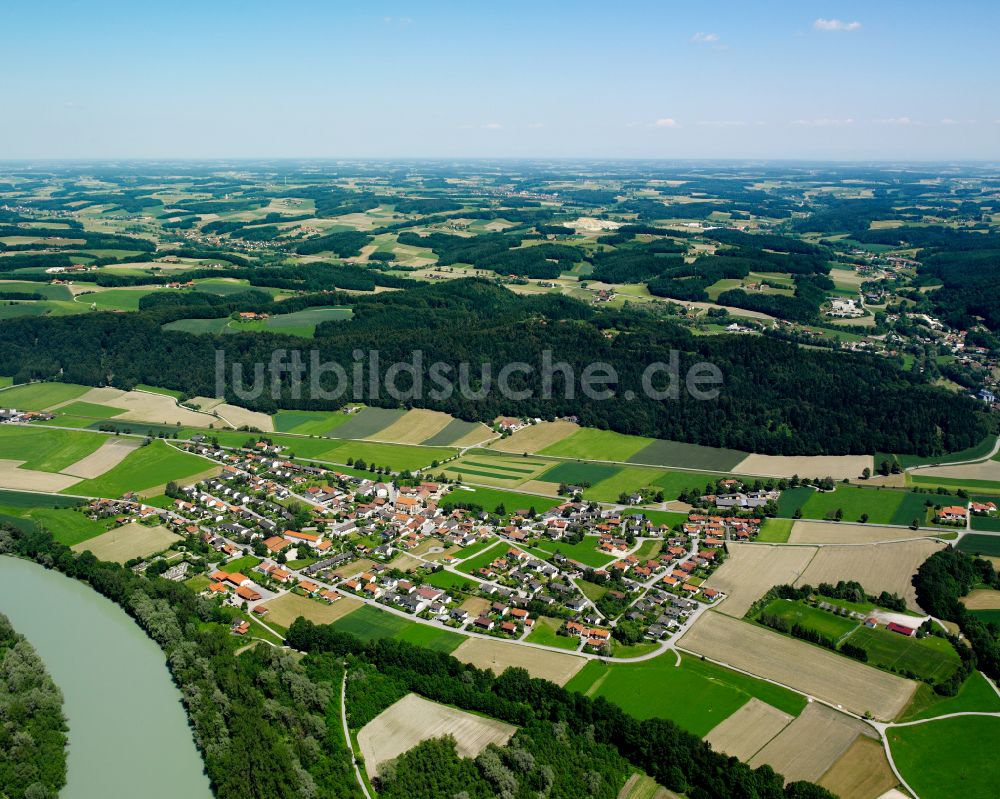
[526,122,545,129]
[790,117,854,127]
[654,118,680,128]
[875,116,914,125]
[699,120,748,127]
[691,32,719,43]
[940,118,959,125]
[382,16,414,26]
[481,122,502,129]
[814,18,862,32]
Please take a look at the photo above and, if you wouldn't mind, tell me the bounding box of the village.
[68,434,770,656]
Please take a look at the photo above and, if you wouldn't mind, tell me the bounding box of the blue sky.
[2,1,998,160]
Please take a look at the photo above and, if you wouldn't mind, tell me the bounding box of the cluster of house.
[0,407,54,424]
[937,505,969,525]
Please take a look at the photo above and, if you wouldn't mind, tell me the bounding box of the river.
[0,556,213,799]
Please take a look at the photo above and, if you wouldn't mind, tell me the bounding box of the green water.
[0,556,213,799]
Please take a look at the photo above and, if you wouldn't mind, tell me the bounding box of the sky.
[2,0,998,160]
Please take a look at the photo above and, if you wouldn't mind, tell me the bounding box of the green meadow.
[66,439,212,497]
[565,654,806,736]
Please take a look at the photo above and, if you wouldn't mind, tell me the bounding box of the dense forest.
[0,526,361,799]
[290,619,835,799]
[0,612,68,799]
[913,547,1000,680]
[0,279,988,455]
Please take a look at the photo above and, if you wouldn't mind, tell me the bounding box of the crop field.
[443,453,552,486]
[0,280,73,300]
[81,287,157,311]
[420,417,493,447]
[957,534,1000,557]
[702,698,794,761]
[328,407,407,439]
[888,715,1000,799]
[888,434,999,470]
[226,306,352,337]
[272,409,354,435]
[75,386,214,427]
[540,461,621,486]
[757,518,793,543]
[0,502,107,546]
[55,401,125,419]
[650,468,739,499]
[793,540,945,610]
[565,653,806,736]
[584,466,665,502]
[367,408,453,444]
[0,381,88,409]
[162,317,231,334]
[971,514,1000,532]
[789,485,931,526]
[962,589,1000,609]
[489,420,579,453]
[788,520,934,545]
[527,535,616,568]
[331,440,455,472]
[631,439,747,471]
[330,604,411,639]
[776,486,814,516]
[844,626,960,683]
[679,611,916,720]
[747,703,870,784]
[61,437,142,479]
[442,486,562,515]
[258,592,362,628]
[71,521,177,563]
[0,425,107,472]
[703,543,819,618]
[757,598,860,640]
[66,440,215,497]
[451,637,585,684]
[541,428,652,462]
[390,624,466,653]
[734,453,873,481]
[817,735,899,799]
[357,693,516,778]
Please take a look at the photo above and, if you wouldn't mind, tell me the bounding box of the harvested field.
[748,702,871,783]
[459,596,491,615]
[818,735,899,799]
[962,588,1000,610]
[679,612,916,720]
[257,592,361,627]
[794,540,945,610]
[452,637,585,685]
[357,693,515,778]
[788,520,936,545]
[72,522,177,563]
[213,403,274,431]
[76,387,215,427]
[490,420,578,453]
[60,437,142,478]
[0,460,81,492]
[186,396,224,412]
[734,453,873,481]
[387,553,422,572]
[703,698,792,761]
[914,459,1000,483]
[369,408,452,444]
[703,543,818,618]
